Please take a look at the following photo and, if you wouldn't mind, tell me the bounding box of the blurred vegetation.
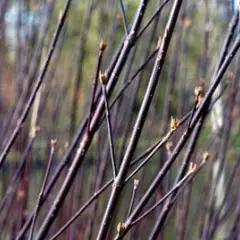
[0,0,239,239]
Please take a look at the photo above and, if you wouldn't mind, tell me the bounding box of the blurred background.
[0,0,239,239]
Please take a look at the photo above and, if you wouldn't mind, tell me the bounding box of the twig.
[40,78,228,240]
[97,1,183,238]
[132,158,207,228]
[0,0,72,169]
[33,2,149,239]
[16,0,151,235]
[127,179,139,217]
[119,0,128,35]
[100,72,117,177]
[28,139,56,240]
[87,40,107,134]
[136,0,171,41]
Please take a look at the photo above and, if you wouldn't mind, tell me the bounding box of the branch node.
[99,71,108,85]
[170,117,179,131]
[51,139,57,146]
[166,141,173,151]
[134,179,139,189]
[194,79,205,104]
[99,40,107,52]
[188,162,197,174]
[202,152,210,163]
[117,222,126,233]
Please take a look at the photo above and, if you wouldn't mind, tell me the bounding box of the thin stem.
[119,0,128,35]
[127,179,139,217]
[132,174,189,227]
[49,179,113,240]
[116,66,232,238]
[34,2,148,239]
[16,0,148,236]
[131,160,206,227]
[48,72,227,239]
[97,0,183,238]
[187,97,198,129]
[149,114,206,239]
[48,62,228,240]
[28,140,56,240]
[49,113,187,239]
[104,46,159,122]
[115,154,209,240]
[0,0,72,169]
[88,0,170,128]
[136,0,171,41]
[100,73,117,177]
[87,40,106,134]
[0,137,34,215]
